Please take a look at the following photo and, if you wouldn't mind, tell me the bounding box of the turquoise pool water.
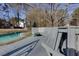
[0,32,21,44]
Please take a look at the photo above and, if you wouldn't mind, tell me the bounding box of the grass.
[0,29,28,34]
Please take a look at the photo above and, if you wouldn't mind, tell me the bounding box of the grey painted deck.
[0,36,39,56]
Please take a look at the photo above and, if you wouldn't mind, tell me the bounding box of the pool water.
[0,32,22,44]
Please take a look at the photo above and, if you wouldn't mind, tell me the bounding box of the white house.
[19,20,25,28]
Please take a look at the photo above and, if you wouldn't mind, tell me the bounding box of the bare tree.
[8,3,34,28]
[27,8,52,27]
[48,3,70,26]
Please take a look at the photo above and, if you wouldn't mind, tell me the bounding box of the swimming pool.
[0,32,22,45]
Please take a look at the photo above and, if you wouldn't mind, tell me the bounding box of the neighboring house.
[9,17,25,29]
[18,20,25,28]
[0,19,11,28]
[0,18,26,29]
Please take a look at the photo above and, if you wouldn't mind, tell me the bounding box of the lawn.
[0,29,29,34]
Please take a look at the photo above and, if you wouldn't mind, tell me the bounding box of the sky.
[0,4,26,20]
[0,3,79,20]
[68,4,79,15]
